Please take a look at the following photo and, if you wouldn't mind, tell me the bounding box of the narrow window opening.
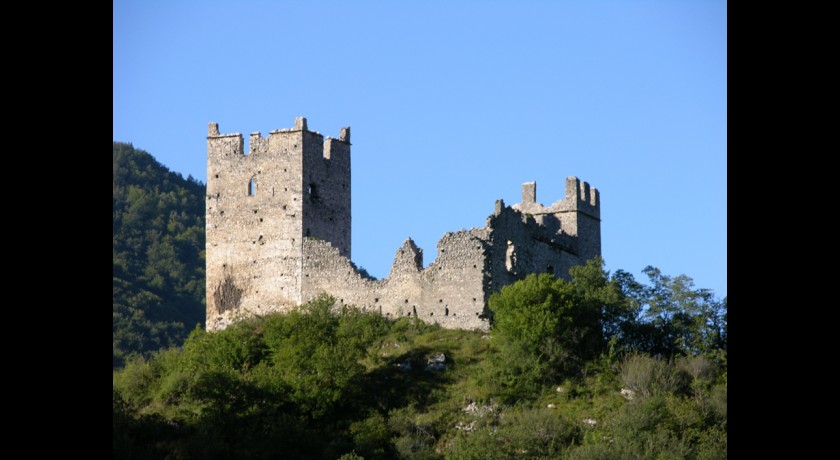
[247,178,256,196]
[506,240,517,273]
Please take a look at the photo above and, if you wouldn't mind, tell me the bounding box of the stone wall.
[301,227,490,330]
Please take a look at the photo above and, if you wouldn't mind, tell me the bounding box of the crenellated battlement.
[515,177,600,219]
[208,118,351,160]
[206,117,602,332]
[510,177,601,263]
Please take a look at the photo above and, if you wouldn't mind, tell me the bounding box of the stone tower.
[205,117,351,327]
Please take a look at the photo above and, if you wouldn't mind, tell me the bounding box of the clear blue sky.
[114,0,727,299]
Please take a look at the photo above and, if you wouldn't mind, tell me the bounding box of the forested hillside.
[112,142,206,368]
[114,259,727,459]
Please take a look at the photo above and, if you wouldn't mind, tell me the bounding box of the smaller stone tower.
[516,178,601,263]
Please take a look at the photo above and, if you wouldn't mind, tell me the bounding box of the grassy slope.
[115,306,726,459]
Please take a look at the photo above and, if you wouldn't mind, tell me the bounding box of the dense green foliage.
[114,260,726,459]
[610,266,727,357]
[486,262,624,400]
[113,142,206,368]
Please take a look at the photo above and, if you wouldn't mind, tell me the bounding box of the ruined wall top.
[514,177,600,219]
[207,118,351,158]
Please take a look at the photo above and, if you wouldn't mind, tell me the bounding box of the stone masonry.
[206,117,601,331]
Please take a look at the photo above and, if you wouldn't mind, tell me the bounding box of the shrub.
[619,354,691,398]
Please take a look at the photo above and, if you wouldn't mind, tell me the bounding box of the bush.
[619,354,691,398]
[349,412,391,460]
[447,406,580,459]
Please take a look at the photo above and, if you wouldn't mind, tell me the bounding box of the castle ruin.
[206,117,601,331]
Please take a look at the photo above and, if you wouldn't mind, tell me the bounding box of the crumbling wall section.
[414,229,489,329]
[301,238,383,312]
[301,228,490,331]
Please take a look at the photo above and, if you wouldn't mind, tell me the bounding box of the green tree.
[487,259,614,398]
[614,267,727,357]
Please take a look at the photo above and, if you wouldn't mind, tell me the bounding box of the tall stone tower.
[205,117,351,329]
